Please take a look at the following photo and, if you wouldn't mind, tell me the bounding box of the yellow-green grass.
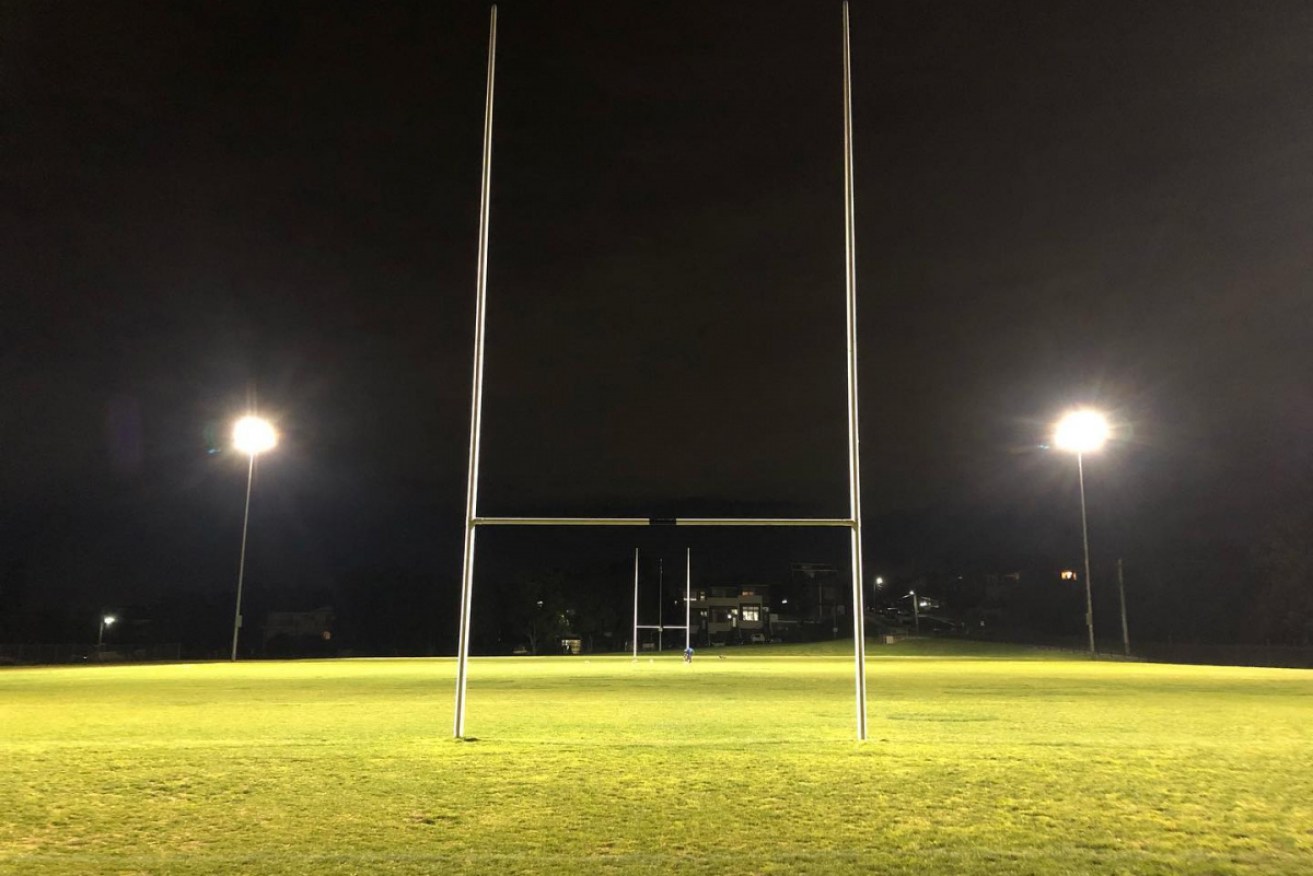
[2,642,1311,875]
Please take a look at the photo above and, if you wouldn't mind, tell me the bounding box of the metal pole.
[1117,557,1130,657]
[474,516,853,527]
[632,549,639,660]
[231,453,255,661]
[454,4,497,739]
[657,558,664,653]
[685,548,692,651]
[1078,452,1096,657]
[842,0,868,741]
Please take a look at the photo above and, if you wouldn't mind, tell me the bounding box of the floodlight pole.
[97,614,114,657]
[1077,452,1096,657]
[230,454,256,661]
[1117,557,1130,657]
[632,549,639,660]
[454,4,497,739]
[842,0,869,741]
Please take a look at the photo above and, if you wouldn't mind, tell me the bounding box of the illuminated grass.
[2,642,1310,874]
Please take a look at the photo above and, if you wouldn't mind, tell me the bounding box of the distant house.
[697,586,770,644]
[263,606,334,656]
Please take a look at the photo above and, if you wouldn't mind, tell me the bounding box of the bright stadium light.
[1053,409,1109,454]
[233,416,278,455]
[1052,408,1110,657]
[97,614,117,656]
[230,414,277,661]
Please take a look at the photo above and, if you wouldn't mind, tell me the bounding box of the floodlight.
[233,416,277,455]
[97,613,117,652]
[1053,410,1109,454]
[229,414,277,661]
[1052,407,1111,657]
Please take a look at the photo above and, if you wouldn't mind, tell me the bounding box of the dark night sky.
[3,1,1312,631]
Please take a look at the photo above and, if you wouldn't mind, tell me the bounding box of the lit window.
[741,605,760,623]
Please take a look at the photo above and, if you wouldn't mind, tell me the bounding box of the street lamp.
[231,415,277,661]
[97,614,116,657]
[1053,408,1109,657]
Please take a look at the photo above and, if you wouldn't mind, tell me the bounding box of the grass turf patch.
[2,642,1311,874]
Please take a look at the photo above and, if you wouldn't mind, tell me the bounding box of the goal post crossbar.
[474,516,854,528]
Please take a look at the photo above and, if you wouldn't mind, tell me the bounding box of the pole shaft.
[231,454,255,661]
[685,548,691,651]
[1078,452,1096,656]
[842,0,868,741]
[632,549,639,660]
[1118,557,1130,656]
[658,559,664,652]
[454,4,497,739]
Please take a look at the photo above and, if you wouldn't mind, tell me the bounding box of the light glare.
[1053,409,1110,454]
[233,416,278,455]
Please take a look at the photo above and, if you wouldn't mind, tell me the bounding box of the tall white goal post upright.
[686,548,692,652]
[453,3,871,740]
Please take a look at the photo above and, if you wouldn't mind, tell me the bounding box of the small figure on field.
[683,646,694,663]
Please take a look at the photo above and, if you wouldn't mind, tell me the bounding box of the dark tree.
[503,572,570,655]
[1248,508,1313,645]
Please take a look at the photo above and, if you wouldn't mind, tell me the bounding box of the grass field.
[3,640,1311,874]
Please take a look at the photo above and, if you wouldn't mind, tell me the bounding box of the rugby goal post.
[631,549,694,657]
[454,2,869,739]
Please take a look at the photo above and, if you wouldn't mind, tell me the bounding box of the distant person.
[683,646,694,663]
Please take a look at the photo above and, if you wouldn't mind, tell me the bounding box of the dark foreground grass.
[2,641,1311,874]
